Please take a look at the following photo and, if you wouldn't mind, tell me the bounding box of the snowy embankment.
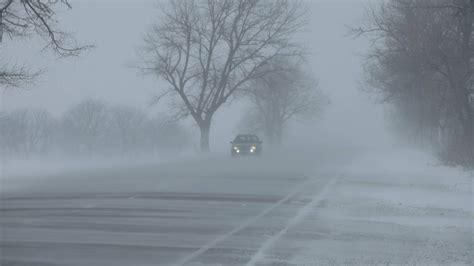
[286,148,473,265]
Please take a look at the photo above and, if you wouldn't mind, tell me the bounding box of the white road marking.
[245,176,340,266]
[173,177,322,266]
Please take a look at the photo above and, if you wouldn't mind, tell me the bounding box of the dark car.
[230,134,263,157]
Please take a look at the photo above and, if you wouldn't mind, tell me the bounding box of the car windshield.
[234,135,259,143]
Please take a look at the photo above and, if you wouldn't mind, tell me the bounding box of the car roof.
[236,134,258,137]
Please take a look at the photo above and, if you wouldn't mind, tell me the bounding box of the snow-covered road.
[1,149,472,265]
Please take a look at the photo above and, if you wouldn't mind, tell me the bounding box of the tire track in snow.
[245,175,340,266]
[173,176,330,266]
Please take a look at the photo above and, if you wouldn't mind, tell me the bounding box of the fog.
[1,0,390,152]
[1,0,472,265]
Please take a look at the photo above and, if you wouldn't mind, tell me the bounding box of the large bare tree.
[0,0,90,88]
[141,0,307,151]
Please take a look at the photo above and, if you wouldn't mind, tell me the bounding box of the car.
[230,134,263,157]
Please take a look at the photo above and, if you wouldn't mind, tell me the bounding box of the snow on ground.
[268,149,474,265]
[0,147,472,265]
[1,152,197,179]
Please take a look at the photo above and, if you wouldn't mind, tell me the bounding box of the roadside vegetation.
[354,0,474,168]
[0,100,190,159]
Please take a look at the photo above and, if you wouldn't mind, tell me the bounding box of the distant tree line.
[355,0,474,167]
[0,99,190,158]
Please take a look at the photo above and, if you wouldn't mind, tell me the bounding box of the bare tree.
[105,105,148,154]
[144,116,191,155]
[0,109,28,154]
[0,0,90,88]
[140,0,307,151]
[0,108,54,155]
[25,108,55,153]
[0,64,38,88]
[242,58,327,145]
[60,99,108,154]
[353,0,474,166]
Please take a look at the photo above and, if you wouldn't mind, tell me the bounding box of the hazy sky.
[0,0,392,151]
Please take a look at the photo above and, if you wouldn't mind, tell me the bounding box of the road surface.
[1,149,472,265]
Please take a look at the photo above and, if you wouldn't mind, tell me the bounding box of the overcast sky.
[0,0,393,151]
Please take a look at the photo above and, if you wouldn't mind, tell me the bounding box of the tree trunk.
[460,0,474,159]
[199,119,211,152]
[264,120,275,146]
[0,11,3,43]
[275,123,283,146]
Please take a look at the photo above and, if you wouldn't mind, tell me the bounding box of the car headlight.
[233,146,239,150]
[251,146,256,150]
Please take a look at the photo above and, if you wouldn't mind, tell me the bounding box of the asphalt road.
[1,150,472,265]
